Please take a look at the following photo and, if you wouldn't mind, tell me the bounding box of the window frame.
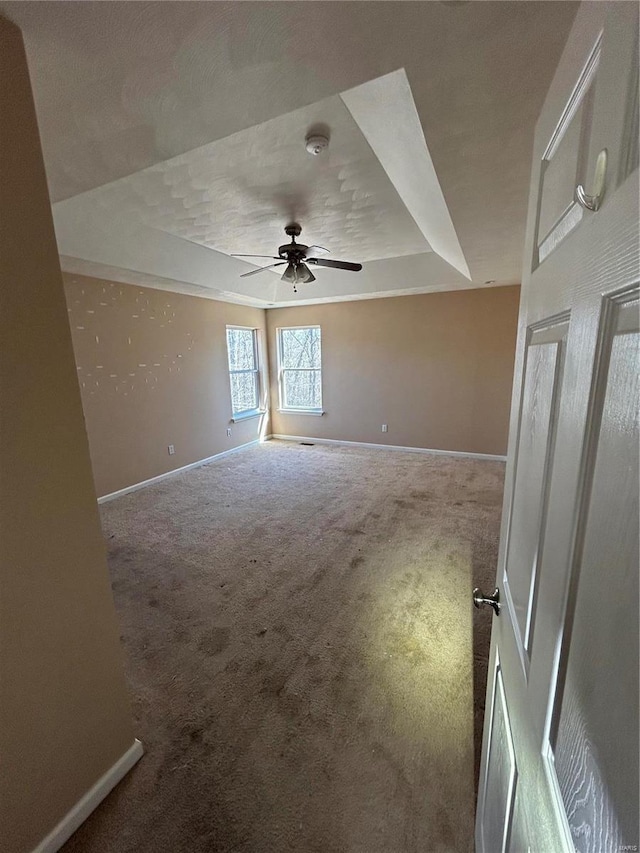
[226,325,264,421]
[276,325,324,416]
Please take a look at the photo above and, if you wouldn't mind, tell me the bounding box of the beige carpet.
[63,440,504,853]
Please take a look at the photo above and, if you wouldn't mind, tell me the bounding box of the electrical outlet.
[168,444,175,455]
[381,424,388,433]
[226,428,232,437]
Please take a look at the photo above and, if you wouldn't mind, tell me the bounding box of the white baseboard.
[32,738,144,853]
[97,439,261,503]
[269,434,506,462]
[98,434,503,506]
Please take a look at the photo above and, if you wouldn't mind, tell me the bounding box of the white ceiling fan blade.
[240,262,286,278]
[305,245,330,256]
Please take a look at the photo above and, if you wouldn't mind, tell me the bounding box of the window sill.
[231,410,266,423]
[277,409,325,417]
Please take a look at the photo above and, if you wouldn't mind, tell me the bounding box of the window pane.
[227,328,256,370]
[283,369,321,409]
[280,327,321,369]
[230,372,258,413]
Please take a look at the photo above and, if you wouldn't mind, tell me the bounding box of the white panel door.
[476,4,639,852]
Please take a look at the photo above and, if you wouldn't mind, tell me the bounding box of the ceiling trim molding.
[60,255,516,310]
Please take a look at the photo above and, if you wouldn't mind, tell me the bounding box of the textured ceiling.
[61,90,432,264]
[1,1,579,305]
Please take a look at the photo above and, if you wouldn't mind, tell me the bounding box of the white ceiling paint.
[51,71,477,302]
[132,87,432,263]
[51,85,436,268]
[341,69,470,279]
[2,1,578,306]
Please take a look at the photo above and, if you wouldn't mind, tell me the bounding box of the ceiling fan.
[231,223,363,292]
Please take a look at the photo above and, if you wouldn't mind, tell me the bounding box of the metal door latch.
[473,587,501,616]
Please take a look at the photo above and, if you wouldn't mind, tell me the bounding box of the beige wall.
[0,18,135,853]
[267,286,520,456]
[64,274,268,498]
[64,281,519,500]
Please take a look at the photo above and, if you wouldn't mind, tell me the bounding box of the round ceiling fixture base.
[284,223,302,238]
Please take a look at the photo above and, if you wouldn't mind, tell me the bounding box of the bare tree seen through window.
[279,327,322,410]
[227,328,259,414]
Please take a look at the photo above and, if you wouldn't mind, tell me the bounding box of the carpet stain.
[198,626,230,655]
[261,669,290,698]
[393,498,414,510]
[409,490,433,501]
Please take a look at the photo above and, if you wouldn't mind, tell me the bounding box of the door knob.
[473,587,500,616]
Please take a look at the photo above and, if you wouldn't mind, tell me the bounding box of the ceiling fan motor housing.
[278,243,308,260]
[280,223,307,260]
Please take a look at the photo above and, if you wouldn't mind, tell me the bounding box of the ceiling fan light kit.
[282,261,316,290]
[231,223,362,292]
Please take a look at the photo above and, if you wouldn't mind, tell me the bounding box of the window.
[226,327,262,418]
[277,326,323,413]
